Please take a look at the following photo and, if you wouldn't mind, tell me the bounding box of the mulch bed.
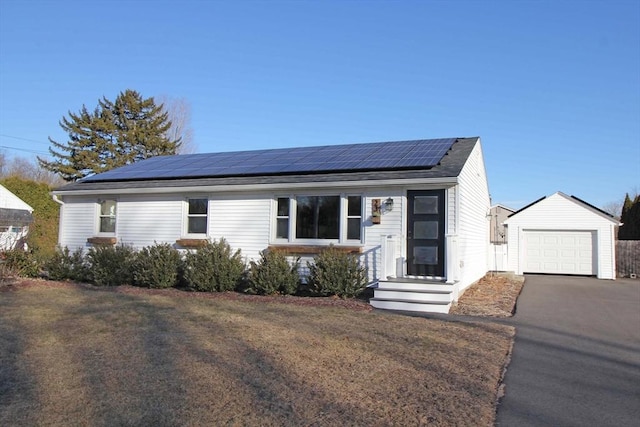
[450,273,525,317]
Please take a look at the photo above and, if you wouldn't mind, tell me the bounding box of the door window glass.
[414,196,439,214]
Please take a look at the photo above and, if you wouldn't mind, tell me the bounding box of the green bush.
[182,239,245,292]
[87,244,137,286]
[247,250,300,295]
[307,246,368,298]
[44,246,90,282]
[1,177,60,259]
[0,249,40,278]
[133,243,182,288]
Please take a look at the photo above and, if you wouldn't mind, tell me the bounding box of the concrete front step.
[370,298,452,314]
[376,280,453,292]
[373,288,452,303]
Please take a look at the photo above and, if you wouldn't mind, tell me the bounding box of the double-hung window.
[276,197,290,239]
[346,196,362,240]
[99,200,117,233]
[186,198,208,235]
[274,194,362,243]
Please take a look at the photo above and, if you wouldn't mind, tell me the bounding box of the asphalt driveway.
[496,275,640,426]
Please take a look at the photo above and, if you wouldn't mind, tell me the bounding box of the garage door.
[523,230,596,275]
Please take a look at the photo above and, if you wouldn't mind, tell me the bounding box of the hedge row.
[1,241,368,298]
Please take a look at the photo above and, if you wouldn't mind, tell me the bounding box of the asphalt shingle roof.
[54,137,479,193]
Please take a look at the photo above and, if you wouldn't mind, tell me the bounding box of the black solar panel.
[82,138,458,182]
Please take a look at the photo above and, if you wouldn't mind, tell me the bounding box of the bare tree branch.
[156,95,197,154]
[0,152,64,186]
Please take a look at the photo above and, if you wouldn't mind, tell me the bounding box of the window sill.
[176,238,209,248]
[268,245,362,255]
[87,236,117,246]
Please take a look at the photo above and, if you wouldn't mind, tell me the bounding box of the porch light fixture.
[384,197,394,212]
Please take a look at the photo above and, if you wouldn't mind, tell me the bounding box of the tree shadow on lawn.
[1,283,514,426]
[178,299,514,425]
[1,286,192,425]
[0,296,37,426]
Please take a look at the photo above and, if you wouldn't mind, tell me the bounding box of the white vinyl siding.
[57,197,98,250]
[56,181,478,287]
[504,193,618,279]
[447,185,457,235]
[116,196,183,248]
[455,142,491,292]
[359,190,405,281]
[210,196,271,261]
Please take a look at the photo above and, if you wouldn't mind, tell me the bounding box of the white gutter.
[52,176,459,196]
[52,193,64,205]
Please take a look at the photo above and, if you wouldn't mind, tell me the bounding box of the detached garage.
[504,192,620,279]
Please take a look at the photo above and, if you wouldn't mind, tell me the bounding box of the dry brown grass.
[1,280,514,426]
[451,273,525,317]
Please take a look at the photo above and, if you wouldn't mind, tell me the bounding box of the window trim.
[183,197,210,237]
[96,199,117,236]
[272,193,363,245]
[275,197,290,240]
[345,195,363,241]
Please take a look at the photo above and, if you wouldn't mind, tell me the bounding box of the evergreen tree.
[38,90,181,181]
[619,193,640,240]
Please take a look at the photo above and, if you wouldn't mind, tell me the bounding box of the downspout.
[51,194,64,248]
[52,194,63,206]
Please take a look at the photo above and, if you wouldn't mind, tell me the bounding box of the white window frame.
[182,197,209,237]
[275,197,291,240]
[271,193,363,245]
[345,194,363,241]
[96,199,117,236]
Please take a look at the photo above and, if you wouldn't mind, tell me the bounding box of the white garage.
[504,192,620,279]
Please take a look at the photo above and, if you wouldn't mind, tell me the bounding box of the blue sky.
[0,0,638,210]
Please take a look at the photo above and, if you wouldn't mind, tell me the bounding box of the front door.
[407,190,445,277]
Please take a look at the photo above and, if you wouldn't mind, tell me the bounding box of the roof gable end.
[504,192,619,225]
[0,184,33,212]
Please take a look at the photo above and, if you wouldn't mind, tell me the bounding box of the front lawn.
[1,281,514,426]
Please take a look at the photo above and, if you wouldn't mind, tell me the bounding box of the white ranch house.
[53,137,491,313]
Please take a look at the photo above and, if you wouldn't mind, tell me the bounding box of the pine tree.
[38,90,181,181]
[619,193,640,240]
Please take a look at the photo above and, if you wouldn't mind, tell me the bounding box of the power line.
[0,133,51,145]
[0,145,49,155]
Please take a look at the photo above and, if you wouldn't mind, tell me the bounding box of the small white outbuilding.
[0,184,34,251]
[503,192,620,280]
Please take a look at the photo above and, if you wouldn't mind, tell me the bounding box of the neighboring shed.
[0,184,34,250]
[487,204,514,271]
[489,204,514,244]
[52,137,491,313]
[503,192,619,279]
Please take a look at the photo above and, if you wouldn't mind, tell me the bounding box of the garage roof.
[506,192,618,223]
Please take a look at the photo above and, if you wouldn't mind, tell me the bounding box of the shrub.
[0,249,40,278]
[182,239,245,292]
[87,244,137,286]
[1,177,60,259]
[44,246,90,282]
[307,246,368,298]
[247,250,300,295]
[133,243,182,288]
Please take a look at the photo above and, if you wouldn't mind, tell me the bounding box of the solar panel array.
[82,138,457,182]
